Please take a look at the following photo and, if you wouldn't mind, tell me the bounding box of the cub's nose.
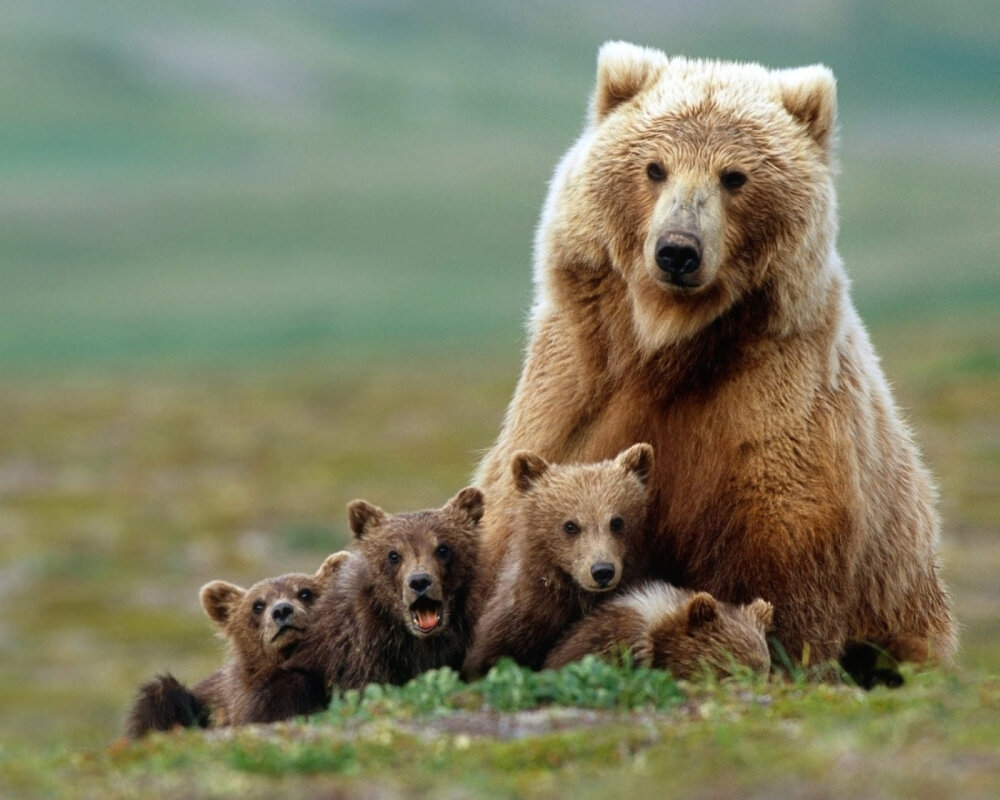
[271,601,294,623]
[408,573,433,595]
[655,233,702,278]
[590,562,617,588]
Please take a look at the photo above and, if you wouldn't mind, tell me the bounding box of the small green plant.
[319,657,687,724]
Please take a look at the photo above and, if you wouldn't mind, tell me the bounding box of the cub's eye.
[562,521,580,536]
[436,544,452,560]
[387,551,401,565]
[252,601,265,615]
[646,162,666,182]
[297,588,313,602]
[609,516,625,533]
[720,170,747,190]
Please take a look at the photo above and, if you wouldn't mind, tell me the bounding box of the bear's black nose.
[271,601,294,623]
[408,573,433,595]
[591,562,616,587]
[655,234,702,278]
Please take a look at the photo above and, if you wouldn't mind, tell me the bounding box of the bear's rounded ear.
[200,581,245,627]
[747,598,774,631]
[316,550,351,582]
[446,486,485,527]
[347,500,386,540]
[616,442,654,485]
[686,592,719,629]
[592,41,666,123]
[775,65,837,153]
[512,451,550,494]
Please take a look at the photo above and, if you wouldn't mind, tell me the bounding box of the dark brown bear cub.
[544,582,773,679]
[124,552,347,738]
[462,444,653,678]
[289,486,484,689]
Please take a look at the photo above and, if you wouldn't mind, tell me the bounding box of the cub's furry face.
[512,443,653,593]
[200,552,348,666]
[347,487,483,639]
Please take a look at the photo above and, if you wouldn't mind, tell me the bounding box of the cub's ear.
[347,499,386,540]
[446,486,485,527]
[592,40,666,122]
[512,451,550,494]
[775,65,837,152]
[686,592,719,629]
[200,581,246,627]
[316,550,351,582]
[747,598,774,631]
[616,442,654,485]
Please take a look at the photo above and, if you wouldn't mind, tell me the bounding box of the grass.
[4,663,998,799]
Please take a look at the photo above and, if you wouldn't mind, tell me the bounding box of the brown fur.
[124,552,347,738]
[544,582,773,679]
[475,42,955,673]
[288,488,483,689]
[462,444,653,678]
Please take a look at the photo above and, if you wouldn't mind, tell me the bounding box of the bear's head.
[642,590,774,678]
[512,443,653,593]
[200,551,348,667]
[347,487,483,639]
[540,41,839,351]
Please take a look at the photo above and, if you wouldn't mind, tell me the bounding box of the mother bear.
[474,42,955,672]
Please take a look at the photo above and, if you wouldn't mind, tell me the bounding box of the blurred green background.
[1,0,998,768]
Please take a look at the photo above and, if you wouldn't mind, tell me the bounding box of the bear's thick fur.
[544,582,773,679]
[288,487,483,689]
[475,42,955,670]
[463,444,653,678]
[124,552,347,738]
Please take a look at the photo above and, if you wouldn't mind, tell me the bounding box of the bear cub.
[287,486,484,689]
[124,551,347,738]
[544,582,774,679]
[462,443,653,678]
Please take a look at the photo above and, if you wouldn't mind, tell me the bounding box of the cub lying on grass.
[544,582,773,678]
[125,552,348,738]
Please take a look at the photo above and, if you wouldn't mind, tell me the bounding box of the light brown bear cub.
[287,487,483,689]
[544,582,773,679]
[125,552,347,738]
[462,443,653,678]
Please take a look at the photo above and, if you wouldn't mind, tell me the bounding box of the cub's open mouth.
[409,597,443,634]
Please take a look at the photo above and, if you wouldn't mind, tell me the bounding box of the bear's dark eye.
[721,170,747,190]
[436,544,451,560]
[387,551,401,565]
[252,600,265,615]
[609,516,625,533]
[646,162,666,182]
[563,520,580,536]
[298,588,313,602]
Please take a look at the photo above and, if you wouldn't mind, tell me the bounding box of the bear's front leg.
[462,562,577,679]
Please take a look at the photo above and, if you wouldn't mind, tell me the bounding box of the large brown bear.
[475,41,955,674]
